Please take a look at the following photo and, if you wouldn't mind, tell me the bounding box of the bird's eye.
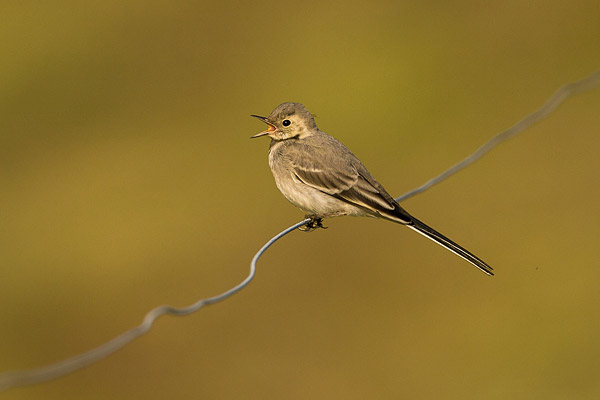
[282,119,291,126]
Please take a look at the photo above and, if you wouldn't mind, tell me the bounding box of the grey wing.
[288,137,412,223]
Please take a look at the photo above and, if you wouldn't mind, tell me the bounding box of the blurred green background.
[1,1,599,399]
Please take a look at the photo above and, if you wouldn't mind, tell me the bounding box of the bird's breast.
[267,143,368,217]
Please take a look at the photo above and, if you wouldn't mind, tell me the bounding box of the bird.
[251,102,493,276]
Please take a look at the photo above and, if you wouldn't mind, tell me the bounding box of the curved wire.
[395,69,600,202]
[1,68,600,391]
[0,219,310,391]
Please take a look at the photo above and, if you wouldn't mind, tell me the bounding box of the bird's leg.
[299,215,328,232]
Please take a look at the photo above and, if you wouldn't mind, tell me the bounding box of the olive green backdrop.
[1,1,599,399]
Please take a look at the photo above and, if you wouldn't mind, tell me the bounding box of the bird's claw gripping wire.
[299,216,328,232]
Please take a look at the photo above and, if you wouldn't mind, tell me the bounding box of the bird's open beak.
[250,115,276,138]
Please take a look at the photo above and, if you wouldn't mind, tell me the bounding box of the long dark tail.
[406,217,494,276]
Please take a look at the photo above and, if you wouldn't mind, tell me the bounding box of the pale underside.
[267,132,411,223]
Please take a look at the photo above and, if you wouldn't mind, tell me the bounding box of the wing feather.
[287,136,410,222]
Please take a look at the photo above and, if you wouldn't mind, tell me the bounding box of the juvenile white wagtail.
[251,102,493,276]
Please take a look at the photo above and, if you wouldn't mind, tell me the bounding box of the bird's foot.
[299,216,328,232]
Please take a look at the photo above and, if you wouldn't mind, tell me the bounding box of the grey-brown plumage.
[251,102,493,276]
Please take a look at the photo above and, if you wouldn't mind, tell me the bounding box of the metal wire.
[2,69,599,392]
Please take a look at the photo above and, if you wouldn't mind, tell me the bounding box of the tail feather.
[407,217,494,276]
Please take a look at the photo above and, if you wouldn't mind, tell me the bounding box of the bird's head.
[251,102,318,141]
